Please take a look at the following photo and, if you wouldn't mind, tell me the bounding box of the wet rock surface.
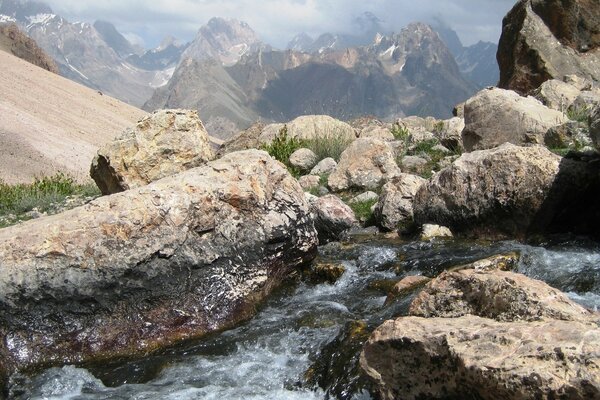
[0,150,318,385]
[91,109,215,194]
[309,195,358,244]
[374,174,426,232]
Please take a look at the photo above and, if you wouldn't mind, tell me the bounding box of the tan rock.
[328,138,401,192]
[410,269,594,322]
[0,150,318,383]
[462,88,568,151]
[532,79,581,111]
[385,275,431,304]
[310,195,358,243]
[259,115,356,144]
[91,109,215,194]
[373,173,427,232]
[289,148,318,171]
[298,175,321,190]
[420,224,453,240]
[361,316,600,400]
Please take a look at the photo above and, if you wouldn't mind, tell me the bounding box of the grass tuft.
[304,133,353,162]
[261,125,305,177]
[349,198,378,224]
[0,173,100,227]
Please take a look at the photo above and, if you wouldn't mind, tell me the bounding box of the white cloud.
[43,0,516,49]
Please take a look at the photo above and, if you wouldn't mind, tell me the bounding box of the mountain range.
[0,0,500,138]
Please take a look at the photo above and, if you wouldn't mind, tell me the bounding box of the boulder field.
[0,150,318,391]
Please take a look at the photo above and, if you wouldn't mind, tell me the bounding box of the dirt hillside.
[0,23,58,74]
[0,50,147,184]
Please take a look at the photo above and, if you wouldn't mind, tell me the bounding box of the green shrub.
[0,173,100,222]
[390,123,410,141]
[567,105,590,124]
[349,198,378,224]
[304,133,353,162]
[261,125,306,176]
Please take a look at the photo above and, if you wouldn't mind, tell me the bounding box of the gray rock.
[374,173,427,231]
[309,157,337,176]
[289,148,318,171]
[349,191,379,205]
[298,175,321,190]
[436,117,464,151]
[414,143,600,238]
[497,0,600,95]
[532,79,581,111]
[401,156,428,170]
[545,121,592,148]
[328,138,401,192]
[572,89,600,111]
[0,150,318,383]
[91,109,215,195]
[462,88,568,151]
[310,195,358,244]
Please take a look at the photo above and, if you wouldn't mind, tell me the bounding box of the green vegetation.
[261,125,305,177]
[349,198,378,224]
[398,138,461,179]
[0,173,100,227]
[304,133,353,162]
[390,123,410,141]
[566,105,590,124]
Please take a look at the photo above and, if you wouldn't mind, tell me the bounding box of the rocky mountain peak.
[182,17,262,65]
[0,0,52,23]
[286,32,313,52]
[93,20,139,58]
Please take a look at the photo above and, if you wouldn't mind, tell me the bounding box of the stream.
[8,234,600,400]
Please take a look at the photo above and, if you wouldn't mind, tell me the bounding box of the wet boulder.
[0,150,318,388]
[414,143,600,239]
[91,109,215,194]
[328,138,401,192]
[461,87,567,151]
[497,0,600,95]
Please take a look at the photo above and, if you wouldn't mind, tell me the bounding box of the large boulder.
[91,109,215,194]
[461,87,567,151]
[361,316,600,400]
[414,143,600,238]
[361,261,600,400]
[217,122,264,156]
[328,138,401,192]
[373,173,427,231]
[497,0,600,95]
[259,115,356,144]
[0,150,318,388]
[410,269,594,322]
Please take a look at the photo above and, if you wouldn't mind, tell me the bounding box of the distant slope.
[0,50,147,184]
[0,23,57,73]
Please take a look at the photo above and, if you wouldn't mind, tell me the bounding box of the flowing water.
[9,234,600,400]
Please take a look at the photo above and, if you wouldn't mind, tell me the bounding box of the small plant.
[349,198,378,224]
[304,132,353,162]
[433,121,445,134]
[390,123,410,141]
[261,125,305,176]
[567,105,590,124]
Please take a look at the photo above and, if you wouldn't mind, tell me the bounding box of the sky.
[43,0,517,50]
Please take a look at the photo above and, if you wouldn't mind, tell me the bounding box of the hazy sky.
[43,0,517,49]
